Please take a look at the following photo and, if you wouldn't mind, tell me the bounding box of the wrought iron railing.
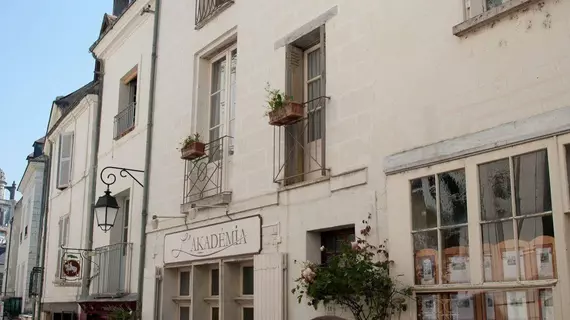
[114,102,136,140]
[273,96,330,185]
[183,135,231,204]
[90,242,132,297]
[195,0,234,28]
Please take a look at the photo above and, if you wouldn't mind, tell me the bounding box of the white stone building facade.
[127,0,570,319]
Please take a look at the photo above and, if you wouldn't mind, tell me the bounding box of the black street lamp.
[96,166,144,232]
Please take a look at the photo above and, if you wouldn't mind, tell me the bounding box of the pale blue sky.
[0,1,111,196]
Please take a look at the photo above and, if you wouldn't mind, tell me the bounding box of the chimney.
[113,0,131,16]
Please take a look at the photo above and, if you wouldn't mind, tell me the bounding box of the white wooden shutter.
[56,218,63,277]
[57,132,74,188]
[254,253,287,320]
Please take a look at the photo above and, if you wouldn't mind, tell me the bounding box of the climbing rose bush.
[292,222,412,320]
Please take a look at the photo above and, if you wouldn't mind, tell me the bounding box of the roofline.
[89,0,139,54]
[45,81,99,139]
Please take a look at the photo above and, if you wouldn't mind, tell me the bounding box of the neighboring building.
[79,0,153,316]
[4,199,22,297]
[126,1,570,320]
[41,81,99,319]
[0,169,17,298]
[13,138,47,315]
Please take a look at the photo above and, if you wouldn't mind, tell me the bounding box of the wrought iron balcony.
[273,96,330,185]
[182,135,232,209]
[90,242,133,297]
[114,102,136,140]
[195,0,234,29]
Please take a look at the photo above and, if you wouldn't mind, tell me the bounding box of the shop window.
[320,228,355,265]
[417,288,553,319]
[243,307,254,320]
[479,150,555,282]
[179,306,190,320]
[211,268,220,296]
[179,270,190,296]
[242,266,254,295]
[411,169,468,285]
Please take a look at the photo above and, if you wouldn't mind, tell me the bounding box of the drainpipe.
[33,143,52,320]
[137,0,161,317]
[4,216,14,295]
[81,59,105,300]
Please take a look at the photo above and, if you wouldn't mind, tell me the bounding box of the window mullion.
[465,162,482,284]
[435,173,443,284]
[508,156,521,281]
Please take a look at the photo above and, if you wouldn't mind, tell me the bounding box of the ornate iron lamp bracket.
[100,166,144,188]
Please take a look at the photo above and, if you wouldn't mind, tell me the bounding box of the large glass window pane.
[442,227,469,284]
[413,230,438,285]
[211,268,219,296]
[243,307,254,320]
[479,159,512,221]
[518,215,556,280]
[482,221,515,281]
[411,176,437,230]
[513,150,552,216]
[439,170,468,226]
[180,306,190,320]
[242,266,254,295]
[179,271,190,296]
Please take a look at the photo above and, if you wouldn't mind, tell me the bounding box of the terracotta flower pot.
[268,102,303,126]
[181,141,206,160]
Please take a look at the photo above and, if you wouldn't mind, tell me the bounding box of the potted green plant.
[180,133,206,160]
[264,83,303,126]
[292,215,412,320]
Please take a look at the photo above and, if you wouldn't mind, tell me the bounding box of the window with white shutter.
[57,132,74,189]
[55,215,70,278]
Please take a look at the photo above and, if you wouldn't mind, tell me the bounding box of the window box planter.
[181,142,206,160]
[268,102,303,126]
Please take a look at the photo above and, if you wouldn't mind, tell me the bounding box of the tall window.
[115,68,138,139]
[305,44,322,142]
[406,142,558,319]
[57,132,74,189]
[176,269,191,320]
[56,215,70,278]
[123,198,130,243]
[411,169,468,285]
[320,228,355,265]
[479,150,554,282]
[208,46,237,154]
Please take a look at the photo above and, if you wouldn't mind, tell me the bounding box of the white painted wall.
[92,0,154,295]
[42,95,98,304]
[4,199,21,296]
[87,0,570,319]
[15,162,44,313]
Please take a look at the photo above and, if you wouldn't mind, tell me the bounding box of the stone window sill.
[453,0,542,36]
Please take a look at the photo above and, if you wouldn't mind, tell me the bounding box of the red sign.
[62,259,81,278]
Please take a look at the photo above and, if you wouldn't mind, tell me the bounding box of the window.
[320,228,355,265]
[242,265,254,295]
[123,198,130,244]
[115,69,137,139]
[417,288,553,319]
[52,312,77,320]
[208,46,237,158]
[179,306,190,320]
[179,270,191,297]
[211,268,220,296]
[195,0,233,28]
[411,169,468,285]
[57,132,73,189]
[211,307,220,320]
[56,215,70,277]
[479,150,554,282]
[0,272,4,293]
[24,226,28,238]
[281,26,327,185]
[243,307,254,320]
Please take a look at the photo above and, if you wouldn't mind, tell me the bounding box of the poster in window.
[506,291,528,320]
[485,294,496,320]
[540,290,554,320]
[536,247,554,279]
[502,251,525,280]
[451,293,474,320]
[421,295,437,320]
[420,256,436,285]
[448,256,469,283]
[484,254,493,281]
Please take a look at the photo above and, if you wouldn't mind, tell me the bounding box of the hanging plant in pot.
[264,83,303,126]
[180,133,206,160]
